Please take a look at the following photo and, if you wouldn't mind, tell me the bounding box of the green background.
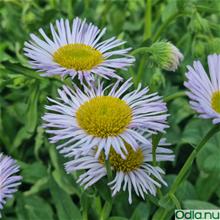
[1,0,220,219]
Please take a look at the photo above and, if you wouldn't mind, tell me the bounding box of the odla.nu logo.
[175,210,220,220]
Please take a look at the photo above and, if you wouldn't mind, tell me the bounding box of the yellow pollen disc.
[99,144,144,172]
[211,91,220,114]
[53,43,103,70]
[76,96,132,138]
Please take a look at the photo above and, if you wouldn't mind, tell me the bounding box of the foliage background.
[1,0,220,219]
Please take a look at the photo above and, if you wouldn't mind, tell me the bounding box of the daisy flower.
[0,153,22,217]
[185,54,220,124]
[24,17,134,83]
[43,78,169,159]
[65,139,174,204]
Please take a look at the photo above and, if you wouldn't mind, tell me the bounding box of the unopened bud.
[189,13,209,33]
[207,38,220,54]
[149,41,184,71]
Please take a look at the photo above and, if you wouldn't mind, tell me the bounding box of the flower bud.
[192,39,205,57]
[149,41,184,71]
[188,13,209,33]
[207,38,220,54]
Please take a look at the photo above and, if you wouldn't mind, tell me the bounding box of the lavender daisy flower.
[0,153,22,217]
[185,54,220,124]
[65,139,174,204]
[24,17,134,83]
[43,78,168,159]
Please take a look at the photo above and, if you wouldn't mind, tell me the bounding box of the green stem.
[3,62,63,84]
[131,47,151,56]
[164,91,186,102]
[169,193,181,209]
[82,207,88,220]
[67,0,74,19]
[171,124,220,193]
[158,124,220,220]
[63,77,74,88]
[170,125,220,193]
[101,159,113,220]
[100,201,112,220]
[152,133,162,166]
[152,133,163,198]
[135,58,145,86]
[143,0,152,41]
[134,0,152,86]
[105,159,112,181]
[131,47,151,86]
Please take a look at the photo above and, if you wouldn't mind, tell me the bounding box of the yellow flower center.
[76,96,132,138]
[211,91,220,114]
[53,43,103,70]
[99,144,144,172]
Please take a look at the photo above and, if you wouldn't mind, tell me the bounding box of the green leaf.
[49,176,82,220]
[181,118,211,145]
[12,83,40,149]
[12,126,32,150]
[19,161,48,183]
[164,175,197,200]
[158,194,175,210]
[159,175,197,210]
[161,0,178,22]
[101,201,112,220]
[52,169,79,195]
[34,126,44,159]
[16,194,54,220]
[182,119,220,200]
[130,202,150,220]
[108,217,128,220]
[169,98,193,125]
[196,173,220,200]
[95,179,112,201]
[183,200,219,209]
[24,177,49,196]
[152,208,173,220]
[47,140,80,195]
[25,83,39,133]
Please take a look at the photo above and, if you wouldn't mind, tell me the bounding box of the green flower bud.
[23,12,36,25]
[189,12,209,33]
[207,38,220,54]
[149,41,183,72]
[192,39,205,57]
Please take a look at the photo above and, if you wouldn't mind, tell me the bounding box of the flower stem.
[134,0,152,85]
[105,159,112,181]
[169,193,181,209]
[101,159,113,220]
[131,47,151,86]
[170,125,220,193]
[152,133,162,166]
[100,201,112,220]
[152,133,163,198]
[135,59,145,86]
[144,0,152,40]
[164,91,186,102]
[82,207,88,220]
[131,47,151,56]
[157,124,220,220]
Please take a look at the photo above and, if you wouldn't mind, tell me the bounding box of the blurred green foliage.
[1,0,220,219]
